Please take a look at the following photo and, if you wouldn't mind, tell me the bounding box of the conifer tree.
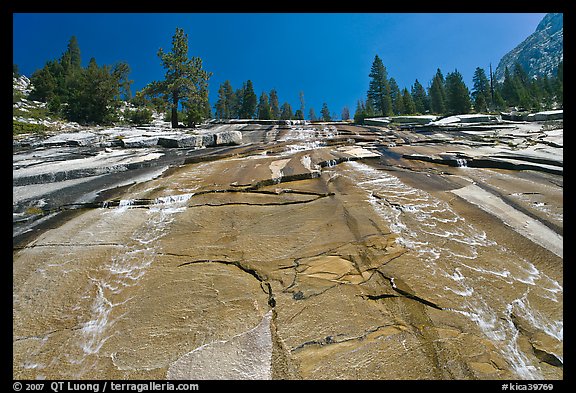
[367,55,393,116]
[144,27,212,128]
[472,67,491,112]
[493,90,507,111]
[320,102,331,121]
[215,82,229,119]
[500,66,518,107]
[280,102,293,120]
[445,69,471,115]
[341,106,350,121]
[66,36,82,70]
[299,91,305,119]
[401,88,416,115]
[257,91,271,120]
[555,60,563,107]
[269,89,281,120]
[240,80,257,119]
[429,68,446,114]
[353,100,366,124]
[389,78,402,115]
[308,107,317,122]
[411,79,428,114]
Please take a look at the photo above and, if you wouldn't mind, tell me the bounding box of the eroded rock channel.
[13,119,563,380]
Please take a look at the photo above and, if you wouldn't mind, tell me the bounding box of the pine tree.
[493,90,507,111]
[66,36,82,69]
[500,66,518,107]
[240,80,257,119]
[365,99,376,118]
[554,60,563,107]
[341,106,350,121]
[144,27,212,128]
[308,107,317,122]
[429,68,446,114]
[65,58,131,124]
[215,82,228,119]
[29,65,57,102]
[269,89,280,120]
[401,88,416,115]
[280,102,293,120]
[320,102,331,121]
[472,67,490,112]
[367,55,393,116]
[411,79,428,114]
[474,94,488,113]
[299,91,305,120]
[445,69,471,115]
[389,78,402,115]
[353,100,366,124]
[257,91,271,120]
[233,86,244,118]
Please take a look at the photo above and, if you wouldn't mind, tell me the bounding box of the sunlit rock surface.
[13,119,562,380]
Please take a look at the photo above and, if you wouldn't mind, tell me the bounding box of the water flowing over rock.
[13,119,562,380]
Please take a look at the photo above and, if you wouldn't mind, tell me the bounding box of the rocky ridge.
[494,13,563,83]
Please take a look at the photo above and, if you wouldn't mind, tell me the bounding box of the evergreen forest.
[15,31,563,127]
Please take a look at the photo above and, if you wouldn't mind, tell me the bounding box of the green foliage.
[445,70,471,115]
[320,102,331,121]
[269,89,281,120]
[411,79,429,114]
[341,106,350,121]
[257,91,271,120]
[367,55,393,116]
[144,27,212,128]
[13,120,50,135]
[389,78,402,115]
[215,80,235,119]
[429,68,446,114]
[472,67,491,112]
[401,88,416,115]
[353,100,366,124]
[184,105,204,127]
[239,80,257,119]
[47,95,62,115]
[280,102,293,120]
[125,107,153,125]
[308,107,317,122]
[26,36,132,125]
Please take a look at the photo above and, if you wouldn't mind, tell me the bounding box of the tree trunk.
[171,92,179,128]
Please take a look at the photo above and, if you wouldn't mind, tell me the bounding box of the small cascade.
[455,158,468,168]
[344,160,563,380]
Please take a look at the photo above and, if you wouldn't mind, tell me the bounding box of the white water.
[69,192,193,377]
[343,161,563,379]
[455,158,468,168]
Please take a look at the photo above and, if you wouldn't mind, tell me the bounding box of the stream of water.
[342,161,563,379]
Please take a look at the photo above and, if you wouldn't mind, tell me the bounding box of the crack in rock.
[177,259,275,308]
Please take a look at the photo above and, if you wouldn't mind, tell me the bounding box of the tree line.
[213,81,339,122]
[354,54,563,123]
[17,31,563,127]
[24,36,132,125]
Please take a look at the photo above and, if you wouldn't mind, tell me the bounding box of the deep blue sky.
[13,13,548,119]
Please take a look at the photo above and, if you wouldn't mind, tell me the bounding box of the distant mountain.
[494,13,563,83]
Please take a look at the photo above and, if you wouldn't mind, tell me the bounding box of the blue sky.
[13,13,548,119]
